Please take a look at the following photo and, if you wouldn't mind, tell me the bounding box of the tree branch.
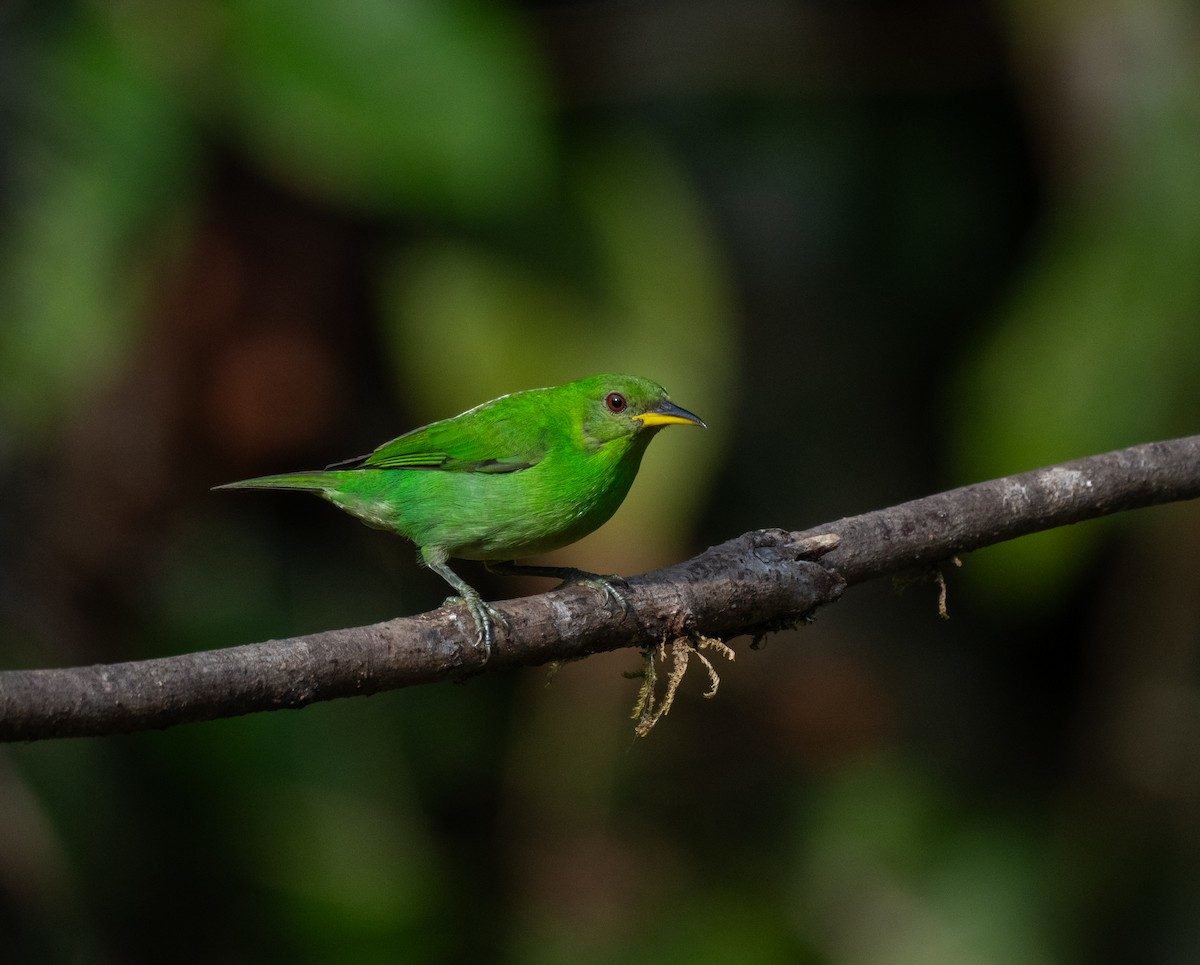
[4,435,1200,742]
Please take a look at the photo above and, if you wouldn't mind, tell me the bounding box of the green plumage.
[215,374,705,655]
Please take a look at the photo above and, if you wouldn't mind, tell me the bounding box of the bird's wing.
[328,409,547,475]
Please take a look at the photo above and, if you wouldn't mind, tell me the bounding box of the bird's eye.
[605,392,627,413]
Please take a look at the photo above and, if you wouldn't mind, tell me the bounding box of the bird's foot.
[443,590,508,662]
[484,560,635,618]
[552,568,634,618]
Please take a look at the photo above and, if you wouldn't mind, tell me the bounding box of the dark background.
[3,1,1200,961]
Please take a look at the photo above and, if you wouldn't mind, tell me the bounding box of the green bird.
[215,374,706,656]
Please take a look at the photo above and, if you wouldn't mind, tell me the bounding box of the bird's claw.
[555,570,635,619]
[443,593,508,662]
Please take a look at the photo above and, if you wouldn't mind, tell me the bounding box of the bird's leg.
[426,558,506,660]
[486,560,634,617]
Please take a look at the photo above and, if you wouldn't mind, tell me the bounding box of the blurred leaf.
[246,779,442,959]
[516,891,806,965]
[797,757,1058,965]
[220,0,553,218]
[0,13,195,439]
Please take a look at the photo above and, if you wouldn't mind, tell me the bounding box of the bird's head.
[575,374,706,449]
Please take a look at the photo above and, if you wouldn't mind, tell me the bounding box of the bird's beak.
[633,400,707,429]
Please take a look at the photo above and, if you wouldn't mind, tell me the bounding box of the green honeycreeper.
[215,374,705,656]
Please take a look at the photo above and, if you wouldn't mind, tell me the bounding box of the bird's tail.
[212,471,343,493]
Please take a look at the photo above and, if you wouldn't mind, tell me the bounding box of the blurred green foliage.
[0,9,197,438]
[3,0,1200,962]
[218,0,553,216]
[951,0,1200,603]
